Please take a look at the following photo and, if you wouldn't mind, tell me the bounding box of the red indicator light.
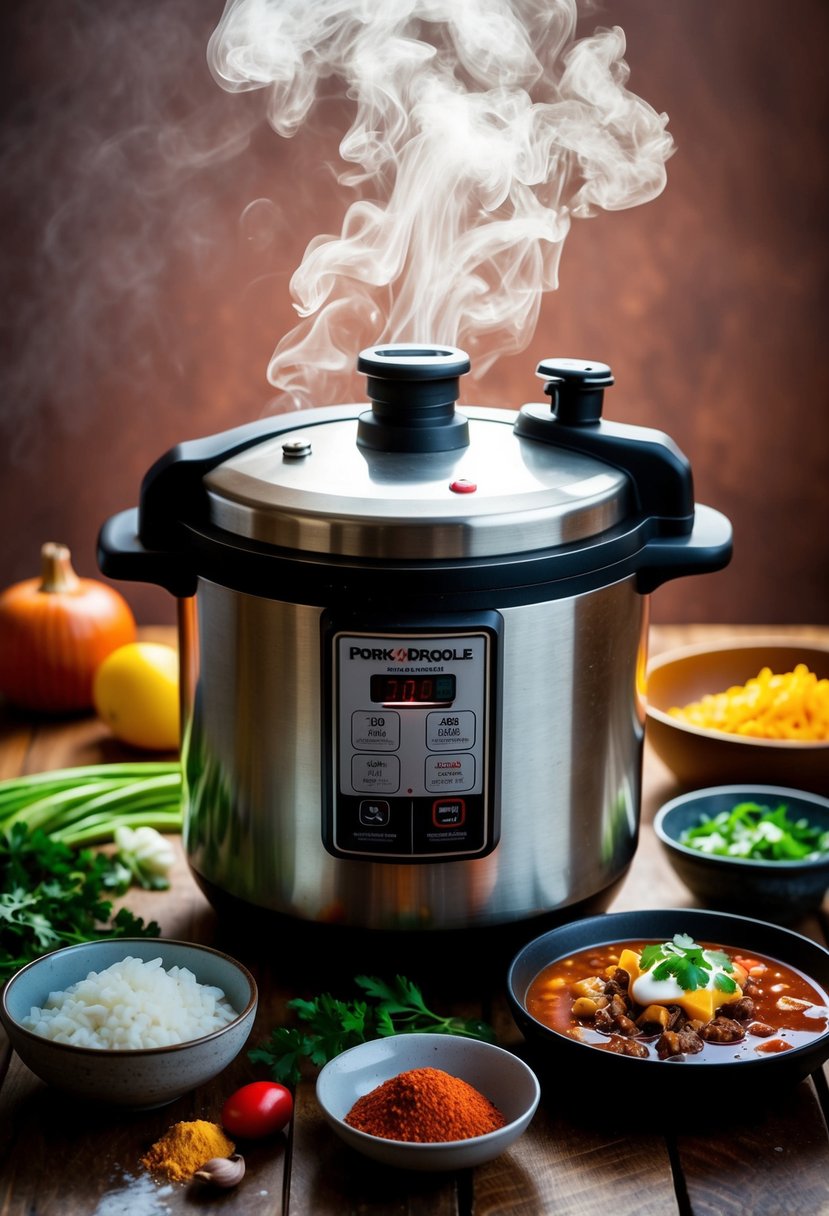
[449,479,477,494]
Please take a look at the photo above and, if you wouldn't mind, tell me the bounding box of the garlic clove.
[193,1153,246,1188]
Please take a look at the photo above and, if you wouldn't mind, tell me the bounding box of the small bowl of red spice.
[315,1033,541,1171]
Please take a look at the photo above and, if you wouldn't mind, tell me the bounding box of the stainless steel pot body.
[182,574,648,931]
[97,347,731,933]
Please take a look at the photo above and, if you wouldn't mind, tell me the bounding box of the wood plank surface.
[1,624,828,1216]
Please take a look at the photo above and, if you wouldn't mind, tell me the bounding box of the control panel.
[322,617,501,861]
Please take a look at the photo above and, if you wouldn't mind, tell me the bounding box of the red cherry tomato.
[221,1081,294,1139]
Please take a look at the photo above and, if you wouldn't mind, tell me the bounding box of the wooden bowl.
[645,640,829,795]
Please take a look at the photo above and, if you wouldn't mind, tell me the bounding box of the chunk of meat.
[605,1034,649,1058]
[656,1025,704,1059]
[700,1016,745,1044]
[603,967,630,995]
[608,993,632,1020]
[677,1025,704,1054]
[721,996,754,1022]
[614,1014,640,1038]
[593,991,638,1037]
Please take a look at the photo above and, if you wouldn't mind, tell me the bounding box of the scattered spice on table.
[344,1067,506,1142]
[140,1120,235,1183]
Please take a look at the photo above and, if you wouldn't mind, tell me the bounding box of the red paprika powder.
[344,1066,507,1142]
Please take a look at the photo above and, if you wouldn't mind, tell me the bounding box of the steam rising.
[208,0,674,406]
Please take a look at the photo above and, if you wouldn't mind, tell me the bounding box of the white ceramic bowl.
[315,1033,540,1171]
[0,938,258,1109]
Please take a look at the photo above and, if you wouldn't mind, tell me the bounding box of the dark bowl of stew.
[653,785,829,922]
[506,909,829,1105]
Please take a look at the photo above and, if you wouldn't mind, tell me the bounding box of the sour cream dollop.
[628,946,744,1022]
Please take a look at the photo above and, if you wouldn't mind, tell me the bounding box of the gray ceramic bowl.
[653,784,829,921]
[315,1033,540,1171]
[0,938,258,1108]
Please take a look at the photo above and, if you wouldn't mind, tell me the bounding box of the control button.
[351,754,400,793]
[432,799,466,828]
[425,754,476,792]
[426,710,476,751]
[359,800,391,826]
[449,478,477,493]
[351,711,400,751]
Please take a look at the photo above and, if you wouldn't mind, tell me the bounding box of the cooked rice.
[21,955,238,1049]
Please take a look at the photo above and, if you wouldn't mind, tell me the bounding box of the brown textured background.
[1,0,827,627]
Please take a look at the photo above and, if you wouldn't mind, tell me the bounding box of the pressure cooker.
[98,345,731,936]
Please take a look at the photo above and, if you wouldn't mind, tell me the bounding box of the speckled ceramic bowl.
[653,784,829,921]
[0,938,257,1108]
[315,1033,540,1171]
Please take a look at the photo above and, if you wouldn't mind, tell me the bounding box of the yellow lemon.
[93,642,180,751]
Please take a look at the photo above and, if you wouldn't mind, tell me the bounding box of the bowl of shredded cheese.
[645,639,829,795]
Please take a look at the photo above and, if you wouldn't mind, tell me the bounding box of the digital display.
[370,674,456,704]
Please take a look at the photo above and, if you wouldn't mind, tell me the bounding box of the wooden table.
[1,625,828,1216]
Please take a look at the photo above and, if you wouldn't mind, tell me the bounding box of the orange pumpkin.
[0,542,137,713]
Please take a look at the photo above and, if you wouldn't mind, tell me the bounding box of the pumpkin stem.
[40,542,81,594]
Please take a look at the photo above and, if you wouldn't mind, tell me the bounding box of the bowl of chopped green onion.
[653,785,829,922]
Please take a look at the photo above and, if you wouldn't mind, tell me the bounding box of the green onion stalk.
[0,762,183,846]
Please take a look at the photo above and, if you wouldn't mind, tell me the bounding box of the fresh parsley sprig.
[249,974,496,1086]
[639,933,737,994]
[0,822,161,981]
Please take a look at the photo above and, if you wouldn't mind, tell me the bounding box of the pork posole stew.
[525,935,828,1064]
[506,910,829,1097]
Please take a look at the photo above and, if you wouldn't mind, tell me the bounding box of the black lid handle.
[515,357,695,532]
[536,358,614,425]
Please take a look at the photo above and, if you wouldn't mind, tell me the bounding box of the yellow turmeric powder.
[141,1120,235,1183]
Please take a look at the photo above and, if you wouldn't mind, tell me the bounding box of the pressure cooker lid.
[202,346,632,562]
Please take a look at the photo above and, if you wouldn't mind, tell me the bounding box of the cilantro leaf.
[637,934,736,993]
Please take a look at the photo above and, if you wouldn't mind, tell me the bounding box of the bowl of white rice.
[0,938,258,1108]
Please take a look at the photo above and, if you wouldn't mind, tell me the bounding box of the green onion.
[0,762,182,843]
[0,763,183,979]
[680,800,829,861]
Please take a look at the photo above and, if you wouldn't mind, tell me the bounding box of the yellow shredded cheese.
[668,664,829,741]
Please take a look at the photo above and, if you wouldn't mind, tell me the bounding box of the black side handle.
[97,507,199,597]
[97,405,356,594]
[138,407,350,549]
[635,504,733,593]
